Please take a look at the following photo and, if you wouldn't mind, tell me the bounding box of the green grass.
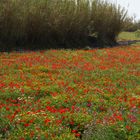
[118,31,140,41]
[117,31,140,46]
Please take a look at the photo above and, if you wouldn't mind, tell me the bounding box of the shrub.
[0,0,128,50]
[90,0,127,45]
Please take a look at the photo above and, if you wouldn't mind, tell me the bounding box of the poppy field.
[0,46,140,140]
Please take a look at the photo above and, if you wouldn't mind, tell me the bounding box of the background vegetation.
[0,0,128,50]
[117,31,140,46]
[123,18,140,32]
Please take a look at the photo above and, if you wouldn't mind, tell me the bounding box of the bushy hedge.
[0,0,128,50]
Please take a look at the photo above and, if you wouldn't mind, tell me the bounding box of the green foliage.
[123,17,140,32]
[0,0,128,49]
[90,0,127,45]
[135,30,140,38]
[82,124,140,140]
[82,124,116,140]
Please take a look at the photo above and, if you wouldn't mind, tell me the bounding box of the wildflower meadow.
[0,46,140,139]
[0,0,140,139]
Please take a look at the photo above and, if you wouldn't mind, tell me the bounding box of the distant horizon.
[108,0,140,21]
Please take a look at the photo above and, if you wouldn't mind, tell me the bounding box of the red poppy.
[24,123,30,127]
[126,125,132,131]
[75,133,81,137]
[44,118,51,124]
[116,115,123,121]
[72,130,77,133]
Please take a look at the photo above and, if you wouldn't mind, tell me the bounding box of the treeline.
[0,0,128,50]
[124,18,140,32]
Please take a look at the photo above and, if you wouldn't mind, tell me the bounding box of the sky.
[108,0,140,21]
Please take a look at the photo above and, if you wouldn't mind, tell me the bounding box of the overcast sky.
[108,0,140,21]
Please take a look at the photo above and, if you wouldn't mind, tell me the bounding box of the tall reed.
[90,0,127,45]
[0,0,128,49]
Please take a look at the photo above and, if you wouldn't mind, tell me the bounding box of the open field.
[117,32,140,46]
[118,32,140,41]
[0,46,140,139]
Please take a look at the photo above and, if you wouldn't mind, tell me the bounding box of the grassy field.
[0,46,140,139]
[117,31,140,46]
[118,32,140,41]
